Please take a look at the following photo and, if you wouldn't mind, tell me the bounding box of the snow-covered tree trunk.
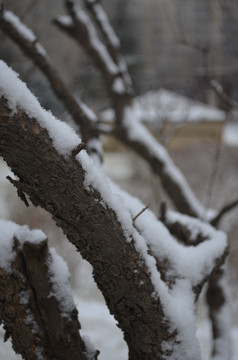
[0,61,228,360]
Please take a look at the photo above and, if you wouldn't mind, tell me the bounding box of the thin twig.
[211,199,238,227]
[210,80,238,109]
[133,204,150,222]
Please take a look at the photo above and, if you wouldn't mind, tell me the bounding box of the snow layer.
[48,248,76,318]
[92,3,120,49]
[76,150,225,358]
[3,11,47,57]
[4,11,36,42]
[0,220,46,272]
[122,106,214,219]
[0,219,20,272]
[0,60,228,359]
[97,179,226,359]
[0,60,80,156]
[73,5,118,75]
[82,335,98,360]
[112,77,126,94]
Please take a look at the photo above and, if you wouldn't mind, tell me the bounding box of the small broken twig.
[133,204,150,222]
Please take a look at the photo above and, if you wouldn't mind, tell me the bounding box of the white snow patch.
[0,60,81,156]
[4,11,36,42]
[112,77,126,94]
[57,15,73,27]
[93,3,120,49]
[223,123,238,147]
[0,219,19,272]
[73,5,118,75]
[87,137,103,165]
[0,220,47,272]
[82,335,98,360]
[15,225,46,249]
[77,98,98,122]
[3,12,47,57]
[35,43,47,57]
[48,248,76,317]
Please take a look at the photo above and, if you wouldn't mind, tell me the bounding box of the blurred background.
[0,0,238,359]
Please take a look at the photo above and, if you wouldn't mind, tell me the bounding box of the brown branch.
[211,199,238,227]
[58,0,119,89]
[83,0,133,95]
[206,270,232,360]
[0,227,93,360]
[132,204,150,222]
[0,9,99,147]
[210,80,238,110]
[0,95,174,360]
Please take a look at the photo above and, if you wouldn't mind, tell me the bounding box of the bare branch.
[211,199,238,227]
[84,0,133,95]
[0,93,172,360]
[210,79,238,110]
[206,270,232,360]
[133,204,150,222]
[0,9,100,148]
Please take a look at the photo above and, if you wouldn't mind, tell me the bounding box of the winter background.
[1,0,238,359]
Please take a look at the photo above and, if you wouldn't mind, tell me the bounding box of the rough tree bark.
[0,87,227,359]
[0,96,173,360]
[0,1,234,359]
[0,223,92,360]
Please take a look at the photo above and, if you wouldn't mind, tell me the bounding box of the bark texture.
[0,236,89,360]
[0,96,173,360]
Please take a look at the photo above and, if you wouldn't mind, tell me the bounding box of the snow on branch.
[0,8,101,151]
[0,72,174,358]
[0,60,80,156]
[210,198,238,227]
[65,0,118,75]
[0,219,95,360]
[54,0,131,97]
[0,63,228,359]
[105,181,228,359]
[109,182,228,292]
[84,0,133,94]
[210,79,238,110]
[55,2,218,219]
[85,0,120,51]
[120,106,217,219]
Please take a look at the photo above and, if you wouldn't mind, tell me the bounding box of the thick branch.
[0,222,91,360]
[0,95,174,360]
